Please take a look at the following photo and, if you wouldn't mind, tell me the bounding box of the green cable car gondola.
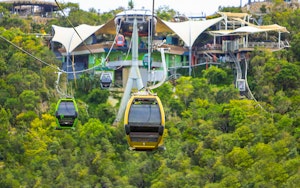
[55,98,78,129]
[142,53,152,69]
[124,94,165,151]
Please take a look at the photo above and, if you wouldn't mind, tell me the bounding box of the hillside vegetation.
[0,2,299,187]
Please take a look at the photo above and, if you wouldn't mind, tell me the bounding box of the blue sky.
[65,0,249,16]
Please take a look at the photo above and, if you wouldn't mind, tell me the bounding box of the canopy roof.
[52,11,288,53]
[158,17,224,47]
[210,24,289,35]
[52,24,103,53]
[52,17,224,52]
[218,12,250,19]
[257,24,289,32]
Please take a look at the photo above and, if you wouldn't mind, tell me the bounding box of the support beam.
[114,18,144,123]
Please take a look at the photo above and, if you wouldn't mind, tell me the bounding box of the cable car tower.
[114,11,167,150]
[115,17,145,122]
[114,13,167,123]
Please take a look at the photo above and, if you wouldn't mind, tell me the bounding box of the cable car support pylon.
[114,17,144,123]
[114,17,168,124]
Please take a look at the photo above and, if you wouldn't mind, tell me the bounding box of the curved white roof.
[52,18,223,52]
[160,17,224,47]
[52,11,288,53]
[210,24,289,35]
[234,26,262,33]
[52,24,104,53]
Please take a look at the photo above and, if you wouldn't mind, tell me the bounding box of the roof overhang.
[209,24,289,36]
[157,17,224,47]
[52,24,104,53]
[52,11,289,53]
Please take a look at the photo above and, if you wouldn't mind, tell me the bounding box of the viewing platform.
[0,0,58,18]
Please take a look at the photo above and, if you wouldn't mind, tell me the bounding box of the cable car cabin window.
[128,104,161,125]
[101,75,112,83]
[117,36,123,41]
[57,101,77,117]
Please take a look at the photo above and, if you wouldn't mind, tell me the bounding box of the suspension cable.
[54,0,95,56]
[0,35,61,71]
[56,18,124,74]
[55,71,73,98]
[244,57,266,112]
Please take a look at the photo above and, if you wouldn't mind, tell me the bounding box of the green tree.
[250,143,276,161]
[154,82,173,106]
[156,6,177,21]
[203,66,228,85]
[0,78,16,105]
[191,77,214,101]
[0,13,30,31]
[19,90,39,111]
[0,56,8,75]
[0,108,11,162]
[250,160,288,186]
[272,90,292,114]
[260,4,267,13]
[220,100,248,133]
[68,10,102,26]
[219,172,242,188]
[274,62,300,92]
[175,76,194,107]
[225,147,253,170]
[234,125,254,147]
[169,97,185,117]
[215,85,239,104]
[86,88,109,104]
[128,0,134,9]
[92,103,115,123]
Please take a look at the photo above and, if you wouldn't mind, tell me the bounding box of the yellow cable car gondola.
[55,98,78,129]
[124,92,165,151]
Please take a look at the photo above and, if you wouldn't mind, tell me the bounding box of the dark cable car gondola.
[124,93,165,151]
[55,98,78,129]
[100,72,113,89]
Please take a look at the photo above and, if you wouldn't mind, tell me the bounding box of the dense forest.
[0,1,300,187]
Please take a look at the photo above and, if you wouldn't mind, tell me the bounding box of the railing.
[169,61,189,68]
[247,42,280,49]
[2,0,57,5]
[198,40,288,53]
